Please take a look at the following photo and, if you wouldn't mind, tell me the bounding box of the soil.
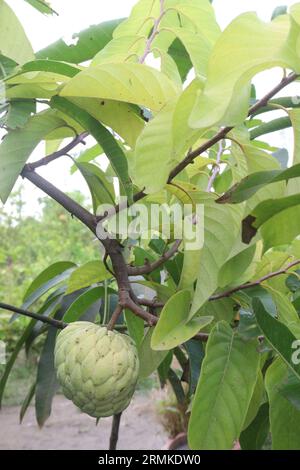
[0,393,168,450]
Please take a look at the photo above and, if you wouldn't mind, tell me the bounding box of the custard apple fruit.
[54,322,139,418]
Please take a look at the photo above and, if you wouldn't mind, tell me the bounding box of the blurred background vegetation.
[0,188,99,405]
[0,187,98,308]
[0,188,99,338]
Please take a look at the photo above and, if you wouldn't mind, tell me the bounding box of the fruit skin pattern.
[54,322,139,418]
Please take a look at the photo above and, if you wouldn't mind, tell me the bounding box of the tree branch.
[139,0,165,64]
[210,259,300,301]
[127,240,182,276]
[168,72,299,182]
[27,132,88,170]
[21,167,97,233]
[107,304,123,331]
[0,302,67,329]
[206,140,224,192]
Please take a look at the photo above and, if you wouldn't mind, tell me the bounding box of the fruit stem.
[107,304,123,331]
[109,412,122,450]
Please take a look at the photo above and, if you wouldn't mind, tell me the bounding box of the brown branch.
[21,167,97,233]
[137,298,165,309]
[107,304,123,331]
[136,259,300,309]
[109,412,122,450]
[27,132,88,170]
[0,302,67,329]
[168,72,299,182]
[127,240,182,276]
[206,140,224,192]
[139,0,165,64]
[210,259,300,301]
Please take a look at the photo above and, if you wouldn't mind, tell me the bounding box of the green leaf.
[4,100,36,130]
[172,0,221,43]
[128,78,205,194]
[265,358,300,449]
[243,371,265,430]
[218,245,256,288]
[113,0,159,39]
[253,298,300,380]
[266,286,300,338]
[68,97,145,148]
[151,290,213,351]
[188,322,260,450]
[168,368,186,404]
[75,162,115,213]
[20,381,36,423]
[157,351,173,385]
[71,144,103,173]
[66,261,111,295]
[164,27,211,78]
[250,116,292,140]
[51,96,132,201]
[24,261,75,301]
[35,326,59,427]
[279,371,300,411]
[247,194,300,230]
[60,63,179,112]
[189,12,300,129]
[261,205,300,251]
[124,309,144,348]
[0,110,66,203]
[184,339,205,395]
[37,19,123,63]
[63,286,107,323]
[189,193,243,317]
[240,403,270,450]
[218,163,300,204]
[16,266,74,321]
[228,139,285,214]
[138,328,168,379]
[0,0,34,64]
[25,291,64,355]
[132,100,177,193]
[24,0,57,15]
[168,38,192,83]
[20,59,80,78]
[286,108,300,195]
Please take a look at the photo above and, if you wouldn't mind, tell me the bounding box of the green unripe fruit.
[54,322,139,418]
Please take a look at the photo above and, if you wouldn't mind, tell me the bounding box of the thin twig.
[0,302,67,329]
[168,72,299,182]
[27,132,88,170]
[127,240,181,275]
[139,0,165,64]
[210,259,300,301]
[206,140,224,192]
[109,412,122,450]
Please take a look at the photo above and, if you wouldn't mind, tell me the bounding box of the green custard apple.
[54,321,139,418]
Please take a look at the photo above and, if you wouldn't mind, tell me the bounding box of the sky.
[2,0,300,215]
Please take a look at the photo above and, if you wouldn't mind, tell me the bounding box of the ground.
[0,393,168,450]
